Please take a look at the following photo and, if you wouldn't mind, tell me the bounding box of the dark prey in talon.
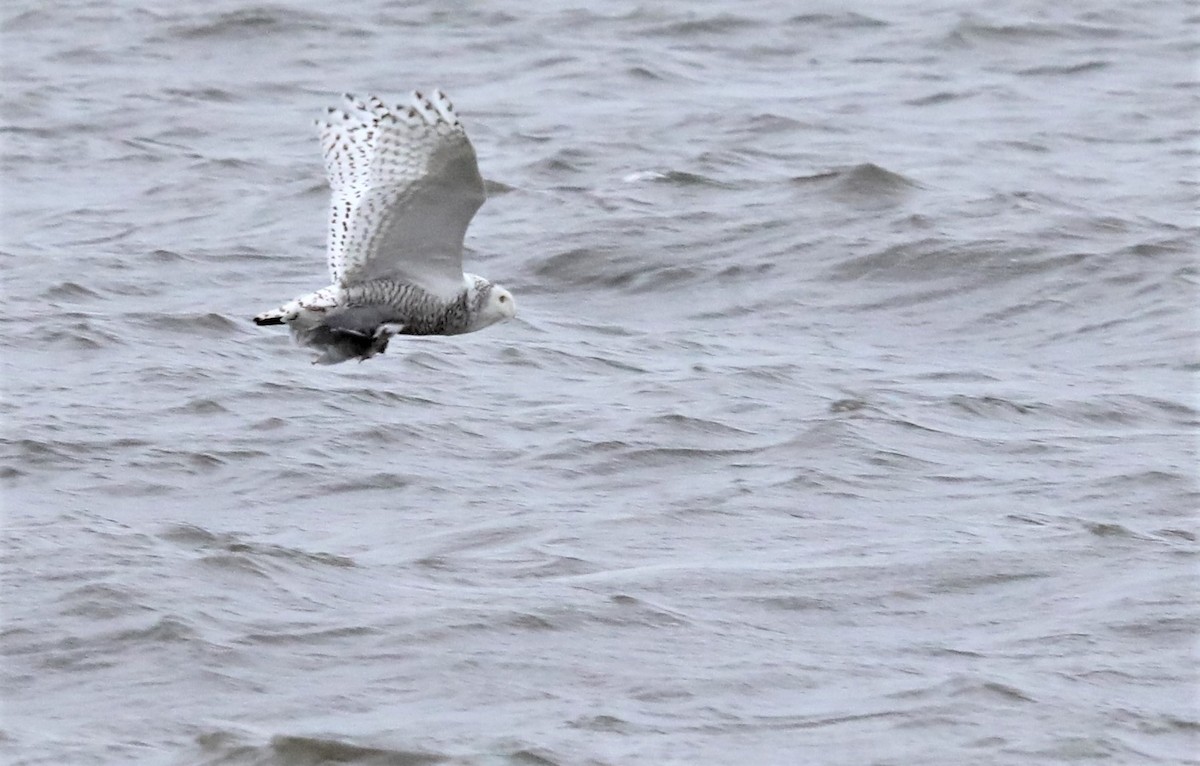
[252,89,516,365]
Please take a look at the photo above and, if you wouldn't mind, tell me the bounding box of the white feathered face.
[485,285,517,324]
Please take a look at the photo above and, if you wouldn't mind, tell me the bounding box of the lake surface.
[2,1,1197,764]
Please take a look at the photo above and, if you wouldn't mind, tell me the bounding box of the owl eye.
[498,295,508,303]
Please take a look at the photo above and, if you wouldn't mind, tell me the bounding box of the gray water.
[2,1,1197,764]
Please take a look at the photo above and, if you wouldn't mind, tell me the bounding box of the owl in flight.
[253,89,516,364]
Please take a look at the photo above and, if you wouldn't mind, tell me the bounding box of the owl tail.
[252,287,339,327]
[253,310,286,326]
[252,297,305,326]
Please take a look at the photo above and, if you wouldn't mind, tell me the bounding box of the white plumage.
[253,89,516,364]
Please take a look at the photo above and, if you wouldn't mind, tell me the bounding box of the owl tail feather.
[253,303,299,325]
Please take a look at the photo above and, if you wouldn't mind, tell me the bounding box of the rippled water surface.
[2,1,1198,764]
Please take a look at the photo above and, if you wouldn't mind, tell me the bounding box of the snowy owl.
[253,89,516,364]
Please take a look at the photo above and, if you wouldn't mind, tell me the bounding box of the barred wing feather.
[318,90,485,301]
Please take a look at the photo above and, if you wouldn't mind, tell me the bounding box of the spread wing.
[317,90,485,301]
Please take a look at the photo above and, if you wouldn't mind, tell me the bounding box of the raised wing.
[318,90,486,300]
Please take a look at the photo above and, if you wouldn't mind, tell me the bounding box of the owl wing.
[318,90,486,301]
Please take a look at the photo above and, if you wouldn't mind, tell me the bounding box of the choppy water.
[2,1,1198,764]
